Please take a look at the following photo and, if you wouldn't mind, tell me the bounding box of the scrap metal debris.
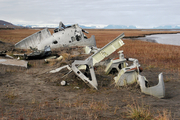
[44,56,63,63]
[15,22,96,50]
[114,62,140,86]
[61,80,68,86]
[72,57,98,89]
[105,50,127,74]
[0,51,28,68]
[49,32,165,98]
[24,46,52,60]
[138,73,165,98]
[0,51,14,59]
[50,33,125,89]
[13,46,52,60]
[49,65,71,73]
[2,23,166,99]
[0,58,28,68]
[108,51,165,98]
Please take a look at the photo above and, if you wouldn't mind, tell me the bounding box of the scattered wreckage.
[50,33,125,89]
[0,58,28,68]
[13,46,52,60]
[15,22,96,50]
[0,21,95,66]
[0,51,28,68]
[0,22,165,98]
[49,33,165,98]
[108,50,165,98]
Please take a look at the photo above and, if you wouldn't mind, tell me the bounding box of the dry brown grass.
[126,103,153,120]
[155,109,172,120]
[1,28,180,45]
[121,39,180,71]
[85,29,180,47]
[0,28,179,71]
[0,29,42,44]
[125,100,172,120]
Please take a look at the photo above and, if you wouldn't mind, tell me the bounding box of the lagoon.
[138,33,180,46]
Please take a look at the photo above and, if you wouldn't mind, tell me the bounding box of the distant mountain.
[0,20,16,28]
[79,25,137,29]
[65,24,136,29]
[79,25,97,29]
[16,24,34,28]
[0,22,138,29]
[17,23,180,29]
[2,20,180,29]
[0,20,23,29]
[153,25,180,29]
[104,25,136,29]
[0,20,14,26]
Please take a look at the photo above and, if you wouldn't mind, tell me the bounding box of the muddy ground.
[0,33,180,120]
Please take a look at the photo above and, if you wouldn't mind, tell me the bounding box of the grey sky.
[0,0,180,28]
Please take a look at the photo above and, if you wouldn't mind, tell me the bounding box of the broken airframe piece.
[0,58,28,68]
[24,46,52,60]
[44,56,63,63]
[54,33,124,74]
[49,65,71,73]
[138,73,165,98]
[114,60,140,86]
[0,51,14,59]
[15,22,96,50]
[78,33,125,70]
[71,33,124,89]
[105,50,141,86]
[15,28,51,49]
[50,33,125,89]
[105,50,127,74]
[112,51,165,98]
[71,57,98,90]
[84,46,100,54]
[105,50,141,74]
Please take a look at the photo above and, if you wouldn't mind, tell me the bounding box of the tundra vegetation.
[0,29,179,119]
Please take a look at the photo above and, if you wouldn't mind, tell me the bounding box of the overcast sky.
[1,0,180,28]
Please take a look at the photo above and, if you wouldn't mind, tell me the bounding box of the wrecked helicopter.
[15,22,97,51]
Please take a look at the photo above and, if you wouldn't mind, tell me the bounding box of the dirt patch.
[0,40,14,51]
[0,49,180,119]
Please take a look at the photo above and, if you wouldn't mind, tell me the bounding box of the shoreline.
[125,33,180,46]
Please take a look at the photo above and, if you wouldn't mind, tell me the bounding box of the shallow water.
[138,33,180,46]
